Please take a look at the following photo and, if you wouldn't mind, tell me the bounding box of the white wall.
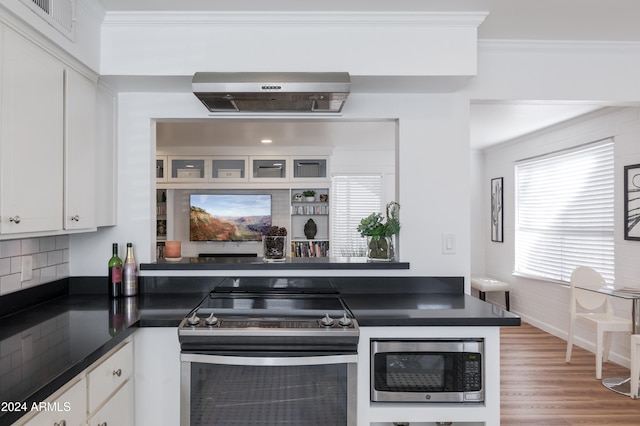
[0,0,103,72]
[71,91,472,280]
[469,148,485,275]
[100,11,483,77]
[478,107,640,367]
[466,39,640,366]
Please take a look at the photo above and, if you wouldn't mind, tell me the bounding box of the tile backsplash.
[0,236,69,296]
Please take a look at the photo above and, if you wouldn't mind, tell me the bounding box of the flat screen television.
[189,194,272,241]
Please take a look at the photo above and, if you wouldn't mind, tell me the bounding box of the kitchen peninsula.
[1,276,519,426]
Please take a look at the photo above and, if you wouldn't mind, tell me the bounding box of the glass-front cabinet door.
[168,156,206,182]
[210,157,248,182]
[292,157,328,180]
[250,156,288,181]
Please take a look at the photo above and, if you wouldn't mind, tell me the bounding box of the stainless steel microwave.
[370,339,484,403]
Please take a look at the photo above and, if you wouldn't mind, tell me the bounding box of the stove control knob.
[339,313,353,327]
[187,313,200,326]
[320,314,335,327]
[205,313,219,326]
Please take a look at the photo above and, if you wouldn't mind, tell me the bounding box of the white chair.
[565,266,632,379]
[631,334,640,399]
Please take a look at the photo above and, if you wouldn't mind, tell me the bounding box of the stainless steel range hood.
[192,72,350,113]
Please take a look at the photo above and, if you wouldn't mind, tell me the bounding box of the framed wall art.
[491,177,504,242]
[624,163,640,240]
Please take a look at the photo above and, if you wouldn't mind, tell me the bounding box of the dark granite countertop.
[142,256,410,270]
[341,293,520,326]
[0,275,519,425]
[331,276,520,327]
[0,291,206,426]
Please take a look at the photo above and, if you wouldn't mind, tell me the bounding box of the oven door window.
[374,353,459,392]
[190,362,348,425]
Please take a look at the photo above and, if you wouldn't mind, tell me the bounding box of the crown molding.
[102,10,488,28]
[479,39,640,54]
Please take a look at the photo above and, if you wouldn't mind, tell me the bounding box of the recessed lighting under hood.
[192,72,350,113]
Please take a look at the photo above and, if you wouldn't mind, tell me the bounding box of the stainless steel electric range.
[178,277,359,426]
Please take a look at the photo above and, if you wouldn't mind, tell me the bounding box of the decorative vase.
[304,218,318,239]
[366,236,395,261]
[263,236,287,262]
[305,196,315,202]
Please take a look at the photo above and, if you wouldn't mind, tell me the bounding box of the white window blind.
[515,140,614,284]
[331,175,382,256]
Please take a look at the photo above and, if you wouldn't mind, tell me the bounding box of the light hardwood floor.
[501,322,640,425]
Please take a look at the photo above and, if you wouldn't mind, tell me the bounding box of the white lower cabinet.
[86,380,133,426]
[21,377,87,426]
[13,339,133,426]
[87,341,133,414]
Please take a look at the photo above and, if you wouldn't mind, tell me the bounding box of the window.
[515,140,614,283]
[331,175,382,256]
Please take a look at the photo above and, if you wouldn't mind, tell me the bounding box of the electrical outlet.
[21,255,33,282]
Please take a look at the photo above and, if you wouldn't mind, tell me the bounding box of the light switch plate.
[442,233,456,254]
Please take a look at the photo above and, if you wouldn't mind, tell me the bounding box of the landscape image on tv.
[189,194,272,241]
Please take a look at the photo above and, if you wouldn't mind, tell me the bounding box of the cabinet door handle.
[9,216,20,224]
[54,421,66,426]
[70,215,80,221]
[112,368,122,377]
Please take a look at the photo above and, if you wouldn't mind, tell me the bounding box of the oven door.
[181,353,357,426]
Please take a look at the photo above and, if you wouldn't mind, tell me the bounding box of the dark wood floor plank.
[501,322,640,425]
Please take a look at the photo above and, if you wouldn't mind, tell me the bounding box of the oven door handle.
[181,353,357,366]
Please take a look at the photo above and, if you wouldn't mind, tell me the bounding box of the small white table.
[575,285,640,396]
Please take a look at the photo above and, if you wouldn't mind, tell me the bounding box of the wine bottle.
[122,243,138,296]
[108,243,123,298]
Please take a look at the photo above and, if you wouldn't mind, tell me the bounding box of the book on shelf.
[291,205,329,215]
[291,240,329,257]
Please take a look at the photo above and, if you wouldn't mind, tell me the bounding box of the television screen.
[189,194,272,241]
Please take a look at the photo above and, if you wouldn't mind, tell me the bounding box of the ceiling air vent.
[21,0,75,40]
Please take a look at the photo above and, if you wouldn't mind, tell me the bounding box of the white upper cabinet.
[0,27,64,234]
[64,67,97,230]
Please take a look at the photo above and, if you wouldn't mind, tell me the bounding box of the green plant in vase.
[302,190,316,201]
[357,202,400,261]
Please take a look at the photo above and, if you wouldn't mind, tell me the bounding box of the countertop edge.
[141,257,410,270]
[0,326,137,426]
[357,318,521,327]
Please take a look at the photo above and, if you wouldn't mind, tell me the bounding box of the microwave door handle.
[181,353,357,366]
